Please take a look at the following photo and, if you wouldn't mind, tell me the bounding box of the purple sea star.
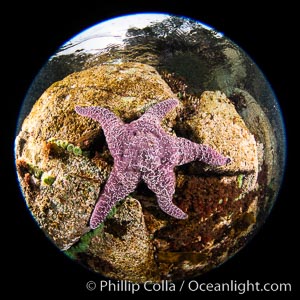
[75,99,231,229]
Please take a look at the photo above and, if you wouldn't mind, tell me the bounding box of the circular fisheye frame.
[15,13,286,282]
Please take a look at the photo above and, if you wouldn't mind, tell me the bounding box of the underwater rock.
[16,154,102,250]
[82,197,160,282]
[184,90,258,192]
[232,88,276,185]
[15,62,176,250]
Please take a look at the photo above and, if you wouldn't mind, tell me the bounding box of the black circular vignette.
[5,1,296,297]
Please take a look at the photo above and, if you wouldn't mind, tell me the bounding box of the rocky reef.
[16,62,262,282]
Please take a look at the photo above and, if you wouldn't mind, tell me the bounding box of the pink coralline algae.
[75,99,231,229]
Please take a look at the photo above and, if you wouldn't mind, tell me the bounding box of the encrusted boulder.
[82,197,160,282]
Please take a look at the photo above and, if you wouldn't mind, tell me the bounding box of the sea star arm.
[175,137,231,166]
[140,99,179,122]
[75,106,124,157]
[89,167,140,229]
[143,167,187,219]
